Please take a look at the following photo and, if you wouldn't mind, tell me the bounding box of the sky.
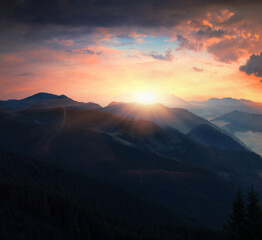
[1,0,262,105]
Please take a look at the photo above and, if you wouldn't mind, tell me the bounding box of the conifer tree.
[225,187,246,240]
[245,187,262,240]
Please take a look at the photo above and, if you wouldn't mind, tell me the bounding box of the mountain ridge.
[187,124,247,151]
[0,92,102,111]
[0,106,261,228]
[103,102,211,134]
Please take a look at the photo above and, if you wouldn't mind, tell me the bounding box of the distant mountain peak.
[108,101,126,106]
[220,110,262,118]
[205,97,254,105]
[0,92,102,111]
[59,94,69,99]
[230,110,244,114]
[23,92,62,100]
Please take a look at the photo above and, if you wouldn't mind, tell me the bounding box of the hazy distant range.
[149,94,262,157]
[2,92,262,156]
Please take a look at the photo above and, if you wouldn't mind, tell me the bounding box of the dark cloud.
[177,35,203,51]
[195,27,227,39]
[16,72,35,77]
[148,49,174,61]
[1,0,261,28]
[239,53,262,77]
[0,0,189,27]
[65,49,102,55]
[207,38,247,63]
[113,42,134,47]
[116,34,133,39]
[0,25,95,53]
[0,0,262,62]
[193,67,203,72]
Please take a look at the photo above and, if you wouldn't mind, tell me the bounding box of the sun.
[136,92,158,104]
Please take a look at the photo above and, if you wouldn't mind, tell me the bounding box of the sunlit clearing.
[136,92,158,104]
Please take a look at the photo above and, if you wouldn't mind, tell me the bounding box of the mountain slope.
[211,110,262,156]
[0,107,241,227]
[0,151,177,223]
[103,102,210,133]
[212,110,262,133]
[188,98,262,119]
[1,107,261,227]
[187,124,247,151]
[0,151,225,240]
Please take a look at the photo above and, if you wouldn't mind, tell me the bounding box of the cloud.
[0,25,97,53]
[116,34,133,39]
[235,131,262,157]
[207,38,247,63]
[148,49,174,61]
[193,67,203,72]
[0,1,217,28]
[16,72,35,77]
[2,0,261,29]
[127,55,140,59]
[1,0,262,65]
[195,27,227,40]
[65,49,102,55]
[239,53,262,77]
[176,35,203,51]
[113,42,134,47]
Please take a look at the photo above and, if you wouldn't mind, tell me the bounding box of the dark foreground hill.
[0,151,224,240]
[0,107,261,229]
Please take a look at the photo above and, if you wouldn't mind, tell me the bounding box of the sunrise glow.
[135,92,158,104]
[0,1,262,105]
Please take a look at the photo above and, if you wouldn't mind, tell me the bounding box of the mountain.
[212,110,262,133]
[103,102,210,133]
[3,92,262,121]
[187,124,247,151]
[1,93,262,228]
[201,98,253,105]
[102,97,262,129]
[0,106,261,228]
[0,92,101,111]
[211,111,262,156]
[157,94,262,119]
[187,98,262,119]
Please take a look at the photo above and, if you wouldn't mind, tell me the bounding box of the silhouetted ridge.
[23,92,65,101]
[187,124,247,151]
[0,92,101,111]
[103,102,210,133]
